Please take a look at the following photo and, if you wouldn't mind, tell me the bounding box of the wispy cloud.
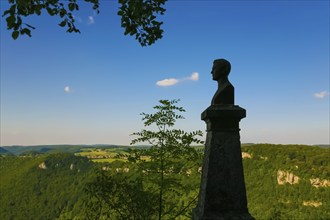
[156,78,179,87]
[87,16,95,24]
[64,86,71,93]
[314,91,330,99]
[156,72,199,87]
[187,72,199,81]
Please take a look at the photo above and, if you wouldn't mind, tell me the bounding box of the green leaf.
[2,9,11,17]
[6,15,15,27]
[59,20,66,27]
[21,28,31,37]
[68,3,75,11]
[59,9,66,18]
[46,7,56,16]
[17,16,22,26]
[35,5,42,15]
[12,30,19,40]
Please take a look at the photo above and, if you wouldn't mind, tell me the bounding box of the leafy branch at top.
[2,0,99,40]
[2,0,166,46]
[118,0,166,46]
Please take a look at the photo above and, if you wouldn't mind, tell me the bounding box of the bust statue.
[211,59,234,105]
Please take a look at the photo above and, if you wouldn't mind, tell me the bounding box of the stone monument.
[193,59,254,220]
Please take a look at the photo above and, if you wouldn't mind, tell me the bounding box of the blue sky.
[1,1,329,146]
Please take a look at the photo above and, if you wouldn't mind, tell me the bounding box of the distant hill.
[0,147,13,156]
[1,144,127,155]
[315,144,330,149]
[2,143,328,156]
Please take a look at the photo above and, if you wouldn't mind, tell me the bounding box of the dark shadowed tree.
[84,100,204,219]
[129,99,204,219]
[2,0,166,46]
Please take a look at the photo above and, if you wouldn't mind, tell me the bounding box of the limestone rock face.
[102,166,111,171]
[115,168,129,173]
[259,156,268,160]
[38,162,47,170]
[310,178,330,188]
[242,152,252,159]
[303,201,322,207]
[277,170,299,185]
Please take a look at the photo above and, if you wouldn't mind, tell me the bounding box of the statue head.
[211,59,231,81]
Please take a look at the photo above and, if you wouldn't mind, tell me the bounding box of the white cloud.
[314,91,329,99]
[156,78,179,87]
[187,72,199,81]
[87,16,95,24]
[156,72,199,87]
[64,86,71,93]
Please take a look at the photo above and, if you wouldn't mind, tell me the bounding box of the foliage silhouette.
[130,99,204,219]
[85,99,204,219]
[3,0,166,46]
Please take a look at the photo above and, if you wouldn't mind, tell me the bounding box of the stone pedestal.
[193,105,254,220]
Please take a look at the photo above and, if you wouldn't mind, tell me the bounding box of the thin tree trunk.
[158,158,164,220]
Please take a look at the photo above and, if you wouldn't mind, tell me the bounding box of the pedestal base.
[193,105,254,220]
[192,208,254,220]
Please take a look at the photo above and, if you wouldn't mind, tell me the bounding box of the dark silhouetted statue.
[193,59,254,220]
[211,59,234,105]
